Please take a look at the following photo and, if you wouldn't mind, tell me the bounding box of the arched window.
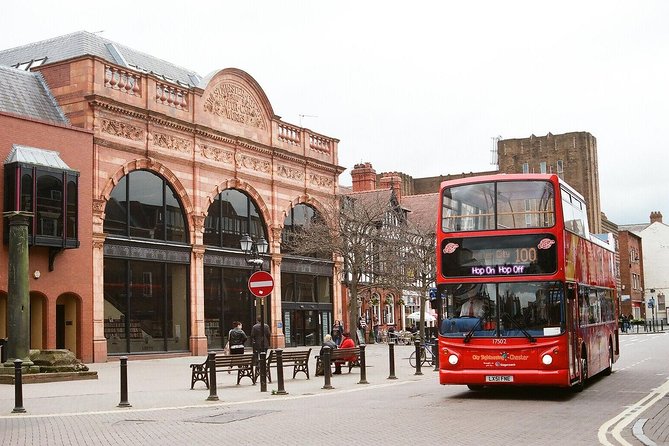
[203,189,266,249]
[104,170,187,243]
[281,203,326,257]
[384,294,395,325]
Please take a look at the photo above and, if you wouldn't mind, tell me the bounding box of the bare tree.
[402,219,437,342]
[283,190,409,341]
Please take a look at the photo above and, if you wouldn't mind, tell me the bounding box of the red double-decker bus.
[436,173,619,391]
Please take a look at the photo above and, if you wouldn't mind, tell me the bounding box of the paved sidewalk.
[2,341,667,446]
[0,343,429,416]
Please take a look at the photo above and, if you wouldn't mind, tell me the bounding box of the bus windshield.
[440,281,564,338]
[441,180,555,232]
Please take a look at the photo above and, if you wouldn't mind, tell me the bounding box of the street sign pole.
[248,271,274,393]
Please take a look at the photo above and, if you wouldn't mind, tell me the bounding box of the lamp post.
[240,233,269,392]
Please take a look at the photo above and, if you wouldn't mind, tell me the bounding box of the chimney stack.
[379,172,403,201]
[650,211,663,224]
[351,162,377,192]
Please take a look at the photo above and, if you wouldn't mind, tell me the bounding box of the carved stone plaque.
[203,82,266,130]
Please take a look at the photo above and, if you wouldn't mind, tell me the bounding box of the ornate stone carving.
[277,164,304,181]
[192,214,206,232]
[203,82,266,130]
[153,132,192,154]
[100,119,144,141]
[200,144,234,164]
[92,199,106,215]
[309,173,334,188]
[235,153,271,173]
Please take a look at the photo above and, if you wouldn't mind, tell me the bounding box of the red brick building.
[0,32,343,362]
[618,230,644,319]
[0,65,93,359]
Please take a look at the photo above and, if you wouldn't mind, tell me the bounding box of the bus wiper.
[463,318,483,344]
[502,313,536,343]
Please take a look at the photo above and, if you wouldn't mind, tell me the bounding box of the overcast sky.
[2,1,667,225]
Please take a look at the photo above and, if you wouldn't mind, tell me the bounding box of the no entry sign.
[248,270,274,298]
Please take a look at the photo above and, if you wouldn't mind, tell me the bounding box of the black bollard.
[414,339,423,376]
[117,356,131,408]
[662,320,664,331]
[322,346,334,389]
[432,338,440,371]
[259,350,268,393]
[274,349,288,395]
[388,340,397,380]
[206,352,219,401]
[358,344,369,384]
[12,359,25,413]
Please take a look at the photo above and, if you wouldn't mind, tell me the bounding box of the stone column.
[4,212,33,365]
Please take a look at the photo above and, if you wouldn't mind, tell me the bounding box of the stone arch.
[99,158,195,240]
[204,178,272,243]
[199,68,276,129]
[280,194,329,230]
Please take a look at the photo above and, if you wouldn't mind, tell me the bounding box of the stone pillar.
[4,212,33,365]
[91,234,108,362]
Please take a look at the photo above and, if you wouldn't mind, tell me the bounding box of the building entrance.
[283,308,331,347]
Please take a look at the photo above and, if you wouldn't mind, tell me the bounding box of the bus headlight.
[448,354,459,365]
[542,354,553,365]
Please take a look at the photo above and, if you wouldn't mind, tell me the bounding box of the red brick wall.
[0,112,94,361]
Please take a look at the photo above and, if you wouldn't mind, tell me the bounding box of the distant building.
[496,132,602,233]
[620,212,669,324]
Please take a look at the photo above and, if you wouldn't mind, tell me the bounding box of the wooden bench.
[190,353,255,389]
[315,347,361,376]
[260,348,311,382]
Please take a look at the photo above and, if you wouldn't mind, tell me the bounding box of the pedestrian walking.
[228,321,247,354]
[250,317,271,365]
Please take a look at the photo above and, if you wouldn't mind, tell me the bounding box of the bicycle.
[409,339,436,368]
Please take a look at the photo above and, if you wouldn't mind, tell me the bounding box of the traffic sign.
[248,271,274,298]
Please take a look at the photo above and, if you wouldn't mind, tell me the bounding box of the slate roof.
[402,193,439,231]
[0,65,68,124]
[0,31,202,87]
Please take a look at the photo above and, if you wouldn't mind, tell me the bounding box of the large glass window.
[441,180,555,232]
[203,266,255,350]
[104,258,188,354]
[204,189,266,249]
[440,281,564,338]
[281,272,332,303]
[281,203,328,258]
[561,188,587,236]
[103,170,187,243]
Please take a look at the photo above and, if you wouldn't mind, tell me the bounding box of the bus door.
[566,283,580,382]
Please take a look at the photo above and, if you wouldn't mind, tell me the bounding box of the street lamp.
[240,233,269,392]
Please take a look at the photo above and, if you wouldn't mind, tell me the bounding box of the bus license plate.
[485,375,513,383]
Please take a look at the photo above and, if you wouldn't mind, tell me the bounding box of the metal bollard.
[259,350,268,393]
[12,359,25,413]
[322,346,334,390]
[414,339,423,376]
[432,338,440,371]
[358,344,369,384]
[388,340,397,380]
[206,352,219,401]
[117,356,131,408]
[274,349,288,395]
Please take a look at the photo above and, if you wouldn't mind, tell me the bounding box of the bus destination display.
[441,234,557,278]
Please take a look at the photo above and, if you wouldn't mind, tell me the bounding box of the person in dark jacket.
[250,317,271,365]
[228,321,247,355]
[331,320,343,346]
